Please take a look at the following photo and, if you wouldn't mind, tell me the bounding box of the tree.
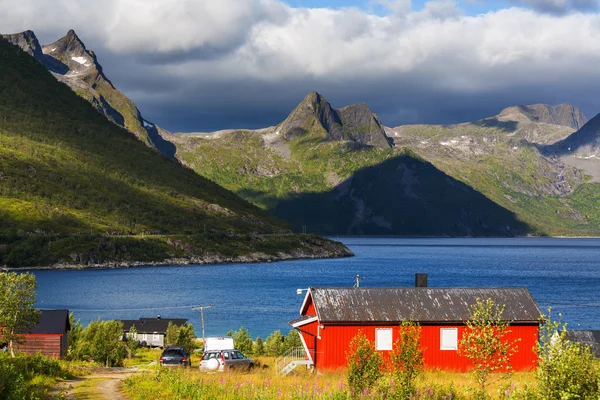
[230,327,254,355]
[346,330,383,397]
[282,330,303,354]
[80,319,126,367]
[165,321,179,346]
[389,320,424,399]
[253,336,265,355]
[458,298,518,398]
[0,272,40,357]
[126,325,139,359]
[536,308,599,399]
[175,324,196,353]
[166,322,196,352]
[265,330,284,356]
[67,312,83,360]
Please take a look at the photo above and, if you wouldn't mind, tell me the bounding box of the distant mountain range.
[5,29,600,237]
[170,92,600,236]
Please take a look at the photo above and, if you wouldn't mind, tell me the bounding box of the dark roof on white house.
[565,330,600,358]
[304,287,542,324]
[120,318,188,334]
[24,309,70,334]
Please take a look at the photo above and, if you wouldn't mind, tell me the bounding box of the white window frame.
[440,328,458,350]
[375,328,393,351]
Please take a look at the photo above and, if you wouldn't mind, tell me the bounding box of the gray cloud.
[511,0,598,14]
[1,0,600,132]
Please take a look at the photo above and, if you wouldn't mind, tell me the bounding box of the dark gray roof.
[307,287,541,324]
[24,309,70,334]
[565,330,600,358]
[120,318,188,334]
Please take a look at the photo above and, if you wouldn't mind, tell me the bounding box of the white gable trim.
[300,288,313,315]
[291,316,318,328]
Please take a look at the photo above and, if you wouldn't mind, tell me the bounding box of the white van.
[203,337,234,351]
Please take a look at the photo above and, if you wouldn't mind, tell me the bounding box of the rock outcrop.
[497,103,587,130]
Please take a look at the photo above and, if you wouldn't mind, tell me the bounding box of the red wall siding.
[313,324,538,372]
[298,320,319,362]
[19,334,66,359]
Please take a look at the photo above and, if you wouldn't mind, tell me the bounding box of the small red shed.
[290,287,542,371]
[18,309,70,358]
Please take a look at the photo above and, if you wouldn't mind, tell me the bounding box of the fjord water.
[33,237,600,338]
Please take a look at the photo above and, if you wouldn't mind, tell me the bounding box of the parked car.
[159,347,191,367]
[199,349,254,372]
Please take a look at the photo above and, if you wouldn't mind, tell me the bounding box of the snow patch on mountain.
[71,56,90,66]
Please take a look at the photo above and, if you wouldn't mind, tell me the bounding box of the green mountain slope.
[0,38,350,268]
[172,94,528,236]
[2,29,155,147]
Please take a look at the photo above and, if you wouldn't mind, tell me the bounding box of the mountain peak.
[279,92,390,148]
[497,103,587,130]
[47,29,88,55]
[1,30,44,61]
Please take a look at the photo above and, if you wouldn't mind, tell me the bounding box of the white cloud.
[1,0,600,130]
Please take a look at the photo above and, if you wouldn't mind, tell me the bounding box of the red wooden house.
[18,309,70,358]
[289,287,541,371]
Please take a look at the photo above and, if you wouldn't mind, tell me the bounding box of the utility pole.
[192,305,212,345]
[354,274,361,288]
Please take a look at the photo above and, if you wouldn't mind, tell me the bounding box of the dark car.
[160,347,191,367]
[199,350,254,372]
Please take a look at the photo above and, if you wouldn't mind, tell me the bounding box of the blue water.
[32,237,600,339]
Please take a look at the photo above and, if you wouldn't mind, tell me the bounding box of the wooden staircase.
[275,346,314,376]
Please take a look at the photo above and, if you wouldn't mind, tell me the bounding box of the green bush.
[228,327,254,355]
[536,309,599,399]
[77,319,127,366]
[0,353,64,400]
[389,320,424,399]
[345,331,383,397]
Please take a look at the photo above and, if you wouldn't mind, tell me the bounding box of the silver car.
[199,349,254,372]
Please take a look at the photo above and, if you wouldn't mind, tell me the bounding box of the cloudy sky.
[2,0,600,132]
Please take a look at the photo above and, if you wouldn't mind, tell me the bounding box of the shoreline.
[2,248,354,272]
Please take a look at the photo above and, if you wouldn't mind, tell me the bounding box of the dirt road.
[57,367,138,400]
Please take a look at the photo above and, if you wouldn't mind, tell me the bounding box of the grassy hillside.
[174,123,528,236]
[0,38,349,267]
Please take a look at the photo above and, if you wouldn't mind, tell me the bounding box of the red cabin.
[18,309,70,359]
[290,287,541,371]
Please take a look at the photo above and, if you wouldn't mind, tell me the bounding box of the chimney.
[415,273,428,288]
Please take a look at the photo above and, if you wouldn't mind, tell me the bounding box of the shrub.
[79,319,127,367]
[458,298,518,397]
[536,308,599,399]
[265,330,284,356]
[165,322,196,352]
[389,320,424,399]
[0,353,63,400]
[229,327,254,355]
[346,330,383,397]
[253,337,265,355]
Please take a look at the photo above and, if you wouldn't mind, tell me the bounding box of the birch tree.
[0,272,40,357]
